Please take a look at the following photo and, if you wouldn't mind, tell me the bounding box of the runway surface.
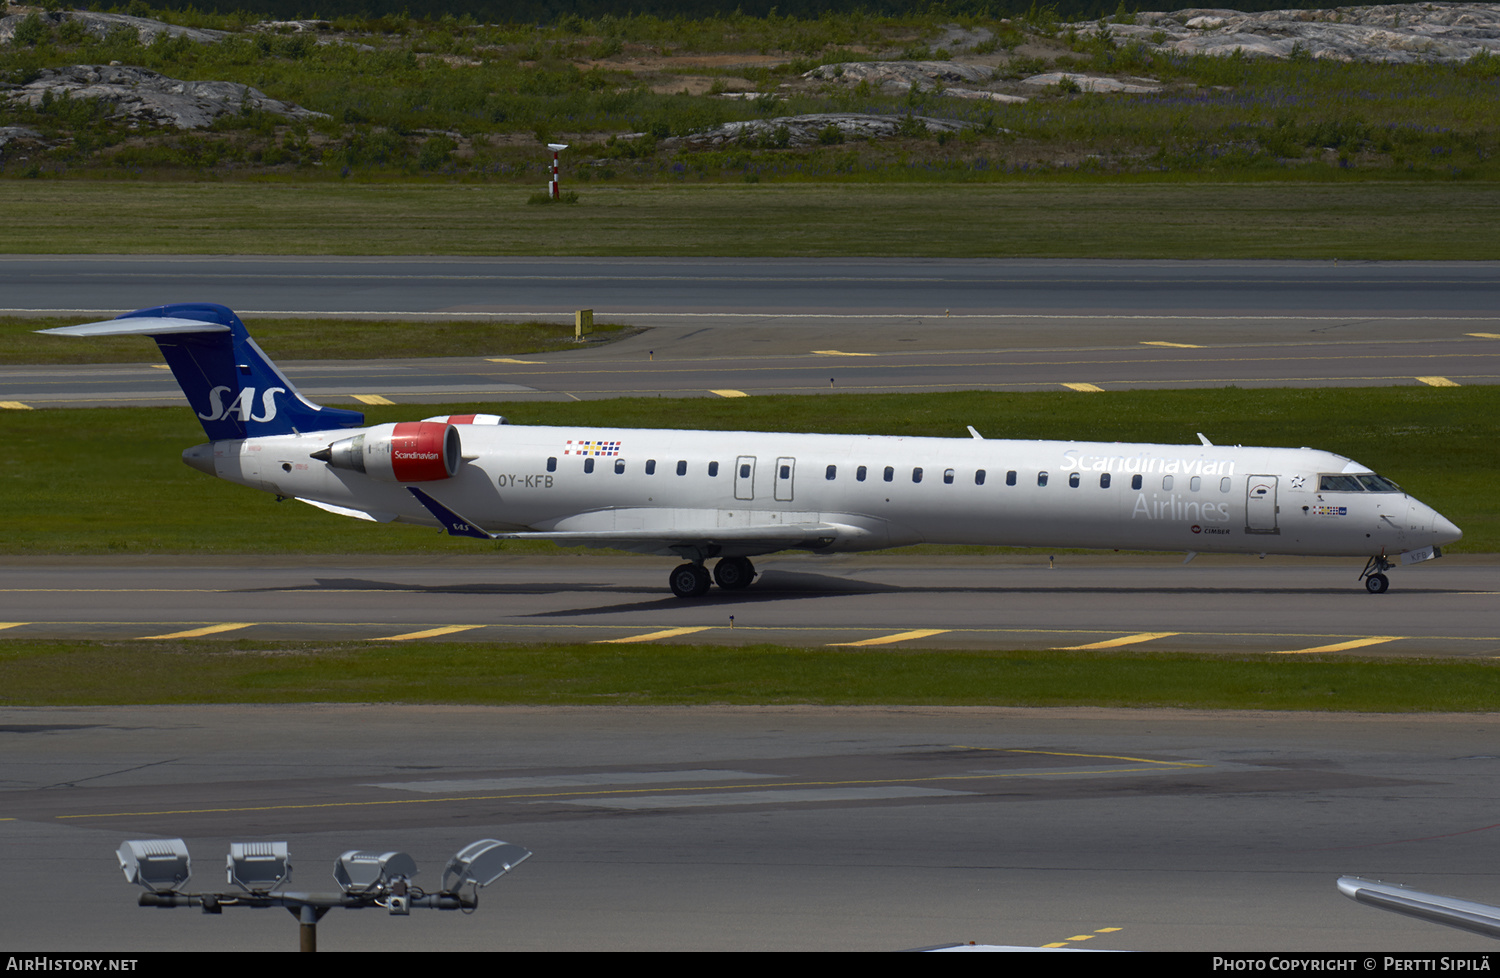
[3,556,1496,656]
[6,257,1500,329]
[5,704,1500,951]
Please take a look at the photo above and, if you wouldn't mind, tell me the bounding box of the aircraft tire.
[669,562,711,598]
[1365,573,1390,594]
[713,557,755,590]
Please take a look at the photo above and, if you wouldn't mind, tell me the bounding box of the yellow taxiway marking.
[1140,341,1203,348]
[812,350,877,356]
[1467,333,1500,339]
[1272,636,1402,655]
[149,363,171,369]
[0,623,28,631]
[139,623,254,640]
[375,625,484,641]
[0,401,33,410]
[351,394,396,405]
[830,628,951,647]
[710,389,749,398]
[486,358,544,364]
[1062,382,1104,392]
[1057,632,1180,651]
[595,626,712,644]
[1416,376,1460,387]
[1043,927,1122,948]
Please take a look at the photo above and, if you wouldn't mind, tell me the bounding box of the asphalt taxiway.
[2,555,1496,656]
[5,704,1500,951]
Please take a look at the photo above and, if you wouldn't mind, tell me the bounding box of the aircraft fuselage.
[192,423,1459,561]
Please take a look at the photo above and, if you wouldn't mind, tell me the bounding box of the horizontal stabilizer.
[39,318,229,337]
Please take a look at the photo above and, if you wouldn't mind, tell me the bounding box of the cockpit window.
[1319,473,1402,493]
[1356,474,1402,492]
[1318,475,1365,492]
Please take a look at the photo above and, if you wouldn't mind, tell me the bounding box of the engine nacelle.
[311,422,462,482]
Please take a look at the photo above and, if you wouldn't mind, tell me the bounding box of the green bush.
[13,12,51,46]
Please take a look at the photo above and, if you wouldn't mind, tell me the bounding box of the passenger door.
[1245,475,1279,534]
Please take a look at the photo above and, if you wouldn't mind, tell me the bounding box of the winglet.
[407,487,497,539]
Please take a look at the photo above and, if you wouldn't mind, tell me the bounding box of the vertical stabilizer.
[41,303,366,440]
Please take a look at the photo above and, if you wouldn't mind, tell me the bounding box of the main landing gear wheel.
[713,556,755,590]
[1365,573,1390,594]
[669,562,712,598]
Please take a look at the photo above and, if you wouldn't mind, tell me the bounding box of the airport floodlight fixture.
[547,143,569,152]
[118,838,191,893]
[118,838,529,951]
[227,842,290,893]
[333,850,418,894]
[442,840,532,892]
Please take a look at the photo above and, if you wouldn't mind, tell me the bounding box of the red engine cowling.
[312,422,462,482]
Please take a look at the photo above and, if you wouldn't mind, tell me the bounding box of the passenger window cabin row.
[544,456,1236,493]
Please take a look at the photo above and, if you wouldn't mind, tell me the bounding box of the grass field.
[2,384,1491,555]
[8,181,1500,258]
[2,639,1498,711]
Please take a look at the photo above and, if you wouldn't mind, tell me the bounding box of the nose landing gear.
[1360,555,1393,594]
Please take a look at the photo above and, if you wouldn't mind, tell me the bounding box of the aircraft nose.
[1431,510,1463,546]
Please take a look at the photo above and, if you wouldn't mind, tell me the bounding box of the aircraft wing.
[1337,876,1500,940]
[406,487,842,554]
[299,498,400,523]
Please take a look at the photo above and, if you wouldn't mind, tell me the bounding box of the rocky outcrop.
[1020,72,1164,92]
[665,112,978,148]
[0,10,229,46]
[5,65,326,129]
[1083,3,1500,63]
[804,61,1028,103]
[0,125,42,148]
[248,20,333,33]
[805,60,996,89]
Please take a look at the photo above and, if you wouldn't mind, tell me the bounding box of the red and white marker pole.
[547,143,568,199]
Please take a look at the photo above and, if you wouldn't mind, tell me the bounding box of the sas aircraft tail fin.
[40,302,365,441]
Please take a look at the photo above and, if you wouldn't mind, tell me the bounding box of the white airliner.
[43,303,1462,597]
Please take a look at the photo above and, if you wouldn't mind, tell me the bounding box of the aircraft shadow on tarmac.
[239,572,1462,619]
